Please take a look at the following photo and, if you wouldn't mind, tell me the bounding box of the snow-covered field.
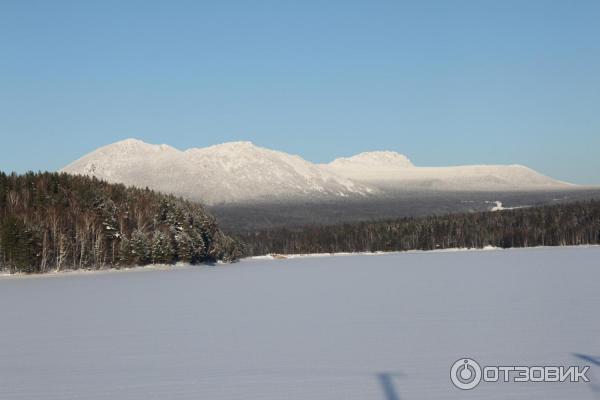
[1,247,599,399]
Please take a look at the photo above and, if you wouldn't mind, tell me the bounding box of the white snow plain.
[1,246,599,399]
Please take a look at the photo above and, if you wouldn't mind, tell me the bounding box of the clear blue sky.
[1,1,599,184]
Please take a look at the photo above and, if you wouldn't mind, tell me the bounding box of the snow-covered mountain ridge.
[62,139,371,205]
[61,139,574,205]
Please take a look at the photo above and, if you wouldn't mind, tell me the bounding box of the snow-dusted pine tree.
[118,236,132,266]
[174,231,193,264]
[151,231,173,264]
[188,229,206,263]
[130,229,150,265]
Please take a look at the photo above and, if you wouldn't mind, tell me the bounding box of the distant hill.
[238,200,600,256]
[0,172,241,274]
[209,188,600,232]
[323,153,572,191]
[62,139,574,205]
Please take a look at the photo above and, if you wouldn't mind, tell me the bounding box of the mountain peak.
[104,138,179,153]
[62,138,369,205]
[62,139,573,205]
[185,140,261,153]
[209,140,259,150]
[329,151,414,168]
[116,138,146,145]
[226,140,255,147]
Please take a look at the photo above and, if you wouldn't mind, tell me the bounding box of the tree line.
[238,200,600,256]
[2,171,599,273]
[0,172,242,274]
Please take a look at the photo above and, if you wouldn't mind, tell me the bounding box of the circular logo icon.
[451,358,482,390]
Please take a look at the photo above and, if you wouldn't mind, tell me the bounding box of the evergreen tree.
[118,236,132,266]
[0,216,40,273]
[189,229,207,263]
[130,229,150,265]
[174,231,193,264]
[151,231,173,264]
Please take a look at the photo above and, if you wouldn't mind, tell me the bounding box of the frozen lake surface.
[1,247,599,399]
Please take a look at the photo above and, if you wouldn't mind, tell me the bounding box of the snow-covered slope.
[62,139,574,205]
[61,139,370,205]
[324,151,573,191]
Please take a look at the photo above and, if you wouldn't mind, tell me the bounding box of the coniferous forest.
[238,200,600,256]
[0,172,242,274]
[2,171,600,274]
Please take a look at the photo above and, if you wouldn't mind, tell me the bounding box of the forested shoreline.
[0,172,242,274]
[238,200,600,256]
[2,171,599,274]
